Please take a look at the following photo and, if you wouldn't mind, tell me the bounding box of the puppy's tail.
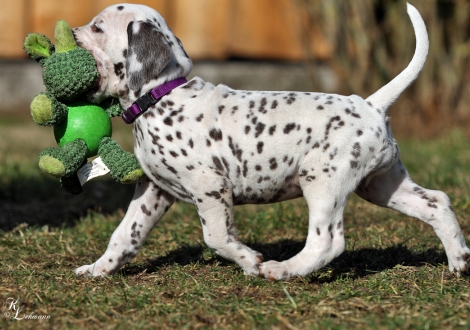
[365,3,428,114]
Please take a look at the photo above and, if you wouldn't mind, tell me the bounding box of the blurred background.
[1,0,470,137]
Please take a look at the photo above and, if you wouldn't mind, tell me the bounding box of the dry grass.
[0,114,469,329]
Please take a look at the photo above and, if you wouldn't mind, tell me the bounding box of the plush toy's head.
[24,21,99,100]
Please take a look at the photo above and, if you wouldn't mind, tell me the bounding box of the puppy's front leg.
[75,178,175,276]
[194,178,264,276]
[260,181,347,280]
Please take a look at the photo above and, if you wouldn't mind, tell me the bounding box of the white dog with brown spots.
[72,3,470,280]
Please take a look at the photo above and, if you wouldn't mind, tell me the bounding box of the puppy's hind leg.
[75,178,175,276]
[356,160,470,275]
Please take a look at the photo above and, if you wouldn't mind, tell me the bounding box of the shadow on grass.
[0,175,135,231]
[120,239,448,281]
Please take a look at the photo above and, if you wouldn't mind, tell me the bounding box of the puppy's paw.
[240,251,264,276]
[448,248,470,276]
[75,263,109,277]
[259,260,291,280]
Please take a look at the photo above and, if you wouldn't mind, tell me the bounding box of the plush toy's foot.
[61,173,84,195]
[98,137,144,184]
[39,154,66,177]
[39,139,88,177]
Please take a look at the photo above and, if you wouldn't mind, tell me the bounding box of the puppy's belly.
[138,151,304,205]
[232,174,303,205]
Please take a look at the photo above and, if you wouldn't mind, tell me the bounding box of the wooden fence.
[0,0,331,60]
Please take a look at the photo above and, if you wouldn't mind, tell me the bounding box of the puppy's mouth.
[76,46,103,90]
[84,50,108,102]
[88,55,103,92]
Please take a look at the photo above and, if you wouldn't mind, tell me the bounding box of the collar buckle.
[122,77,188,124]
[135,91,158,111]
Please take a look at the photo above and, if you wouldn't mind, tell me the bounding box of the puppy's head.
[72,4,192,106]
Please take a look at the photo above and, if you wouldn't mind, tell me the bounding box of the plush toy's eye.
[91,23,103,33]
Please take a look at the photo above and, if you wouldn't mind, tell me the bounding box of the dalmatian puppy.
[72,3,470,279]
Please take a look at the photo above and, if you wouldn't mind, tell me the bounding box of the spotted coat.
[73,3,470,280]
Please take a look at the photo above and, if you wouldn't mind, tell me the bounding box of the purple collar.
[122,77,187,124]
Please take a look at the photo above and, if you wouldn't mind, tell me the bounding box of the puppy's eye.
[91,23,103,33]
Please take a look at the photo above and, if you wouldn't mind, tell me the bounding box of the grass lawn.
[0,116,469,329]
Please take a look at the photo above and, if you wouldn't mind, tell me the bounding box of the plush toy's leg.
[98,137,144,184]
[39,139,88,177]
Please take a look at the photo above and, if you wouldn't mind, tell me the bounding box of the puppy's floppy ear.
[126,21,172,91]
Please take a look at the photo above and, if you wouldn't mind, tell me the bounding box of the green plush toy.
[24,20,144,194]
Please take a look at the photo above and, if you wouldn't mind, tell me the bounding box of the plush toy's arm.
[99,98,125,118]
[30,92,68,126]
